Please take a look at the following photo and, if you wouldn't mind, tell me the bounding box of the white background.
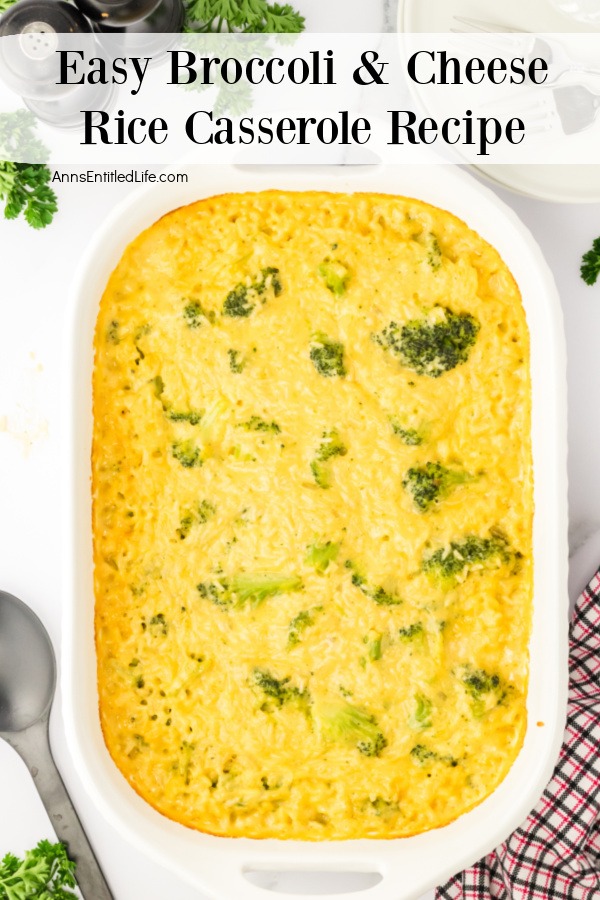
[3,1,600,899]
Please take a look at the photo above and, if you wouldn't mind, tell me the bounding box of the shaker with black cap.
[72,0,184,58]
[0,0,113,127]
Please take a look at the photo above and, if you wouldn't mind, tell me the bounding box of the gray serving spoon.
[0,590,113,899]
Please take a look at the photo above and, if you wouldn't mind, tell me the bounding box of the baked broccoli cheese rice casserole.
[92,191,532,841]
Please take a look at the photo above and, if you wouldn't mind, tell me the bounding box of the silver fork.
[484,80,600,135]
[519,83,600,135]
[452,15,600,85]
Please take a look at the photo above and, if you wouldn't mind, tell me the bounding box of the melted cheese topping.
[93,191,532,841]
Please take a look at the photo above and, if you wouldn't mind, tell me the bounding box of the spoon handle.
[5,714,114,900]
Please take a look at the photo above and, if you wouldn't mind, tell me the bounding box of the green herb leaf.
[184,0,304,33]
[0,162,57,230]
[581,237,600,286]
[0,840,77,899]
[0,113,56,230]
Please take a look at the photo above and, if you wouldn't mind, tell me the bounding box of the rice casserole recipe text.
[92,191,533,840]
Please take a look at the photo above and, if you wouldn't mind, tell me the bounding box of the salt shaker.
[0,0,113,127]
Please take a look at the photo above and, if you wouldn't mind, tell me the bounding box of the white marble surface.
[2,0,600,898]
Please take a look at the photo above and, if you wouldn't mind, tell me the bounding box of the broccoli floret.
[403,462,473,512]
[421,232,442,271]
[223,284,254,318]
[176,512,195,540]
[183,300,214,329]
[231,573,302,604]
[317,258,351,296]
[462,668,500,697]
[410,744,436,764]
[252,669,294,705]
[259,266,282,295]
[288,610,313,646]
[151,375,164,398]
[314,430,347,462]
[150,375,204,425]
[363,630,383,661]
[374,306,480,378]
[316,700,387,757]
[165,408,203,425]
[422,533,515,587]
[179,740,195,786]
[222,267,282,318]
[305,541,340,573]
[133,324,151,365]
[410,694,432,730]
[134,323,151,339]
[197,572,303,610]
[410,744,459,768]
[252,668,310,712]
[171,440,202,468]
[311,429,348,489]
[369,637,382,661]
[228,349,245,373]
[365,796,400,818]
[390,419,424,446]
[148,613,168,636]
[398,622,424,641]
[288,606,323,646]
[164,397,226,464]
[309,333,346,378]
[311,461,333,490]
[345,561,402,607]
[238,416,281,434]
[197,500,216,523]
[197,580,230,608]
[106,320,120,344]
[176,500,215,540]
[230,445,257,463]
[459,665,505,718]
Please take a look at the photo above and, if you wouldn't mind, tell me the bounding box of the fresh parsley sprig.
[0,840,77,899]
[0,162,57,229]
[581,237,600,287]
[184,0,304,33]
[0,111,57,229]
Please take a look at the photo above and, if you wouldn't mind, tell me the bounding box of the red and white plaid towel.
[436,568,600,900]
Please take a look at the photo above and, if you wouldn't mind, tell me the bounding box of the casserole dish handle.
[200,857,413,900]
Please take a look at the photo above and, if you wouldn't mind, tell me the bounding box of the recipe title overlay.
[1,33,599,165]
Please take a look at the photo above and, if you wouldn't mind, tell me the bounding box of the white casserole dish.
[63,164,568,900]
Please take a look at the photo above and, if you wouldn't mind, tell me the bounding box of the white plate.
[397,0,600,202]
[63,164,568,900]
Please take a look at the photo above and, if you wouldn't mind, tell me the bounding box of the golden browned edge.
[92,189,533,841]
